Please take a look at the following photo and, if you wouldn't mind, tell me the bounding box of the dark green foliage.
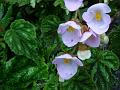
[85,49,119,90]
[0,42,7,61]
[43,74,59,90]
[109,27,120,90]
[8,0,30,6]
[41,15,61,32]
[0,56,48,89]
[0,0,120,90]
[0,3,4,19]
[0,5,13,30]
[109,25,120,59]
[4,19,38,59]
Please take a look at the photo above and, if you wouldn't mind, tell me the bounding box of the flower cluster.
[52,0,111,81]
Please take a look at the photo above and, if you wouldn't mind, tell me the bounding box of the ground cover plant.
[0,0,120,90]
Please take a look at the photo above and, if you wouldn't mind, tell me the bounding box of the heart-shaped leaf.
[4,19,37,59]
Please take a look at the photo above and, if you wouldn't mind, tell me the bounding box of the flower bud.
[77,44,91,60]
[104,0,109,4]
[77,50,91,60]
[100,33,109,45]
[103,36,109,45]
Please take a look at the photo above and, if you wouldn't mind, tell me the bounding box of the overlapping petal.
[62,30,81,47]
[58,21,81,47]
[82,3,111,34]
[80,31,93,42]
[88,22,110,34]
[85,34,100,47]
[79,28,100,47]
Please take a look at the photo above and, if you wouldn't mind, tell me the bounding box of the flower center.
[64,59,71,64]
[95,11,102,21]
[67,26,75,32]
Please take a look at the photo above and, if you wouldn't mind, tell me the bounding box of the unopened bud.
[77,50,91,60]
[100,33,109,45]
[104,0,109,4]
[104,36,109,45]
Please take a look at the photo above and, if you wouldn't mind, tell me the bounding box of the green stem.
[74,10,78,19]
[71,45,78,55]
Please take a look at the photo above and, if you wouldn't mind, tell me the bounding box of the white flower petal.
[77,50,91,60]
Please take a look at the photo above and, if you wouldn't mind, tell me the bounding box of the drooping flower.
[80,26,100,47]
[77,44,91,60]
[82,3,111,34]
[52,54,83,80]
[64,0,83,11]
[58,21,81,47]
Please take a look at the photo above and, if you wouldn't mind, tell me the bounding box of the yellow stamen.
[95,11,102,21]
[64,59,71,64]
[67,26,75,32]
